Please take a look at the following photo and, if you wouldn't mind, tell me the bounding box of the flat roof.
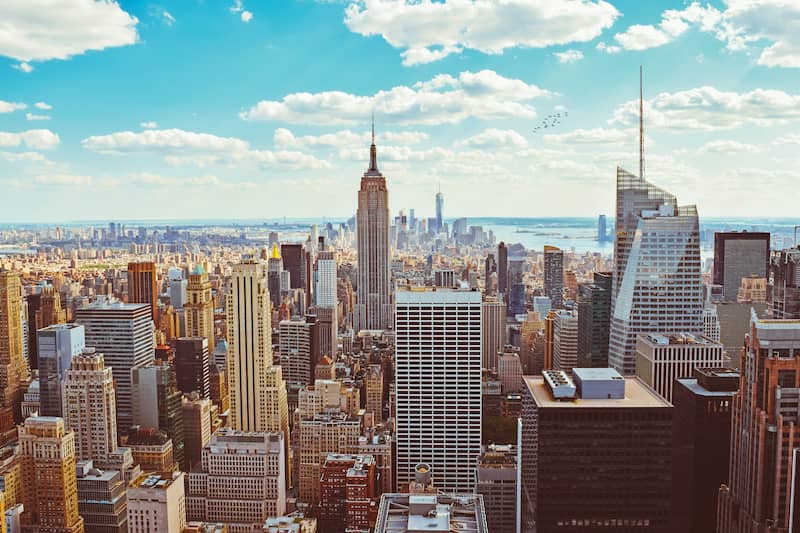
[675,378,739,398]
[572,367,623,382]
[524,375,671,408]
[395,287,482,304]
[375,493,486,533]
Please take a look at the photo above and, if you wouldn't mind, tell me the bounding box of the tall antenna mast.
[371,111,375,144]
[639,65,644,180]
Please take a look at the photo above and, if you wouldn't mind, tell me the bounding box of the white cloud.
[698,140,760,153]
[0,0,138,63]
[454,128,528,149]
[230,1,253,22]
[0,129,60,150]
[0,151,46,162]
[140,121,159,129]
[0,101,26,113]
[26,113,51,121]
[12,62,33,73]
[343,0,619,65]
[596,41,620,54]
[543,127,634,145]
[81,128,330,169]
[273,128,429,149]
[34,102,52,110]
[241,70,551,125]
[612,86,800,131]
[338,145,453,162]
[35,174,92,186]
[553,49,584,63]
[128,173,220,187]
[162,11,176,25]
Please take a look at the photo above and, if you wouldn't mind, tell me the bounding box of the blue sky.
[1,0,800,222]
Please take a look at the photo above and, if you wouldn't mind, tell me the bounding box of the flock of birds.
[532,110,568,133]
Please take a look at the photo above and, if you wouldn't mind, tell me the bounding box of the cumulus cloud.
[12,62,33,73]
[273,128,429,149]
[0,101,26,113]
[343,0,619,65]
[0,129,61,150]
[230,0,253,22]
[543,127,636,145]
[34,102,52,110]
[0,0,138,63]
[26,113,51,121]
[454,128,528,149]
[35,174,92,186]
[241,70,551,125]
[596,41,620,54]
[81,128,330,169]
[611,86,800,131]
[553,49,584,63]
[140,121,159,129]
[698,140,760,153]
[0,151,46,162]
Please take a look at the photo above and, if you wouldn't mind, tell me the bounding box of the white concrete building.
[128,471,186,533]
[394,287,482,493]
[553,310,579,373]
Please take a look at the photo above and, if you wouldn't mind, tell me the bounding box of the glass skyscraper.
[608,167,704,375]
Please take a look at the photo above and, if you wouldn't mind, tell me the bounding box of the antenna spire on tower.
[368,112,378,172]
[371,111,375,145]
[639,65,645,180]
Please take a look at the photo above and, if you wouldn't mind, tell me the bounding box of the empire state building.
[354,125,392,331]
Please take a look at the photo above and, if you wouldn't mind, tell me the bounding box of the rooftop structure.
[374,493,488,533]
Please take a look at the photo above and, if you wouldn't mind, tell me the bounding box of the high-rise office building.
[609,168,703,375]
[672,367,738,533]
[635,333,725,403]
[185,265,215,350]
[543,245,564,309]
[186,429,286,530]
[62,348,118,463]
[364,364,384,424]
[181,396,212,471]
[597,214,608,242]
[267,244,284,309]
[34,285,67,354]
[132,364,186,471]
[312,306,338,360]
[713,232,770,302]
[498,242,509,295]
[482,296,506,371]
[476,444,518,533]
[577,272,612,368]
[318,453,379,532]
[521,369,672,532]
[435,190,444,233]
[37,323,85,417]
[298,411,362,502]
[226,260,275,432]
[497,346,523,393]
[315,249,337,308]
[395,287,482,493]
[19,416,85,533]
[718,312,800,532]
[279,315,321,389]
[770,247,800,319]
[0,271,28,440]
[128,472,186,533]
[175,337,211,400]
[484,253,497,295]
[552,309,578,373]
[354,130,392,332]
[76,460,129,533]
[168,267,188,309]
[127,261,158,321]
[75,299,154,434]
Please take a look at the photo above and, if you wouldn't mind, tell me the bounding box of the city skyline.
[2,1,800,221]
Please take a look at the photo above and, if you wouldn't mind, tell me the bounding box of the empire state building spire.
[368,112,378,172]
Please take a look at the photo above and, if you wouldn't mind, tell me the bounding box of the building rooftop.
[395,286,481,303]
[525,374,670,408]
[131,471,178,489]
[375,493,487,533]
[638,333,721,346]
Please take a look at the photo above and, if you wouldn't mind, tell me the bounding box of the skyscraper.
[174,337,211,400]
[19,416,85,533]
[577,272,612,368]
[497,242,509,296]
[713,232,770,302]
[315,249,337,308]
[543,245,564,309]
[128,472,186,533]
[37,323,85,417]
[75,299,154,434]
[62,348,118,463]
[482,296,506,371]
[597,214,608,242]
[355,126,392,332]
[395,287,482,493]
[435,189,444,233]
[718,311,800,532]
[279,314,321,389]
[770,247,800,319]
[184,265,215,350]
[0,271,28,439]
[608,168,703,375]
[127,261,158,321]
[484,253,497,295]
[552,309,578,373]
[268,243,284,309]
[521,369,672,532]
[34,284,66,333]
[281,243,311,308]
[226,260,273,432]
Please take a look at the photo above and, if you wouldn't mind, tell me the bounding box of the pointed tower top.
[270,242,281,260]
[368,113,378,172]
[639,65,645,180]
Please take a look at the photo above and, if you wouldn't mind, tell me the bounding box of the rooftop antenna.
[639,65,644,180]
[371,111,375,145]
